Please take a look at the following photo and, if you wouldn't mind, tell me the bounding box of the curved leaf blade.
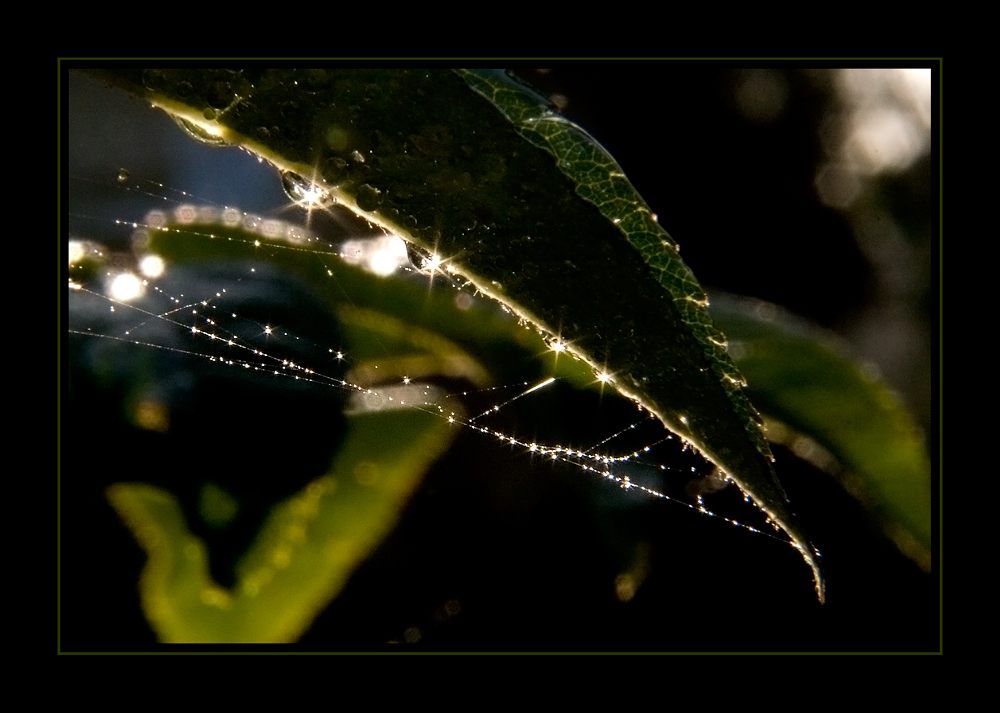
[84,67,823,600]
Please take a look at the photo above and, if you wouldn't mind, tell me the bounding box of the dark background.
[62,64,938,652]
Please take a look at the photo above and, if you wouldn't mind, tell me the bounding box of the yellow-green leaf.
[709,294,931,572]
[108,405,456,644]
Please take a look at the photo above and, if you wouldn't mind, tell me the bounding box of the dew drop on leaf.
[280,170,332,207]
[170,115,229,147]
[356,183,383,212]
[141,69,166,92]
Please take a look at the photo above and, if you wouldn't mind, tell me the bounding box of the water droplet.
[170,115,229,147]
[404,242,433,271]
[115,168,129,186]
[356,183,382,212]
[142,69,166,92]
[323,156,350,185]
[205,81,235,110]
[280,170,332,207]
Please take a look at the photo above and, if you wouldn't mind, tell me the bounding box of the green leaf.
[83,67,824,600]
[108,404,457,643]
[708,293,931,572]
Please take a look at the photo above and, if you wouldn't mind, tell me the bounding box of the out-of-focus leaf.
[83,67,823,599]
[709,294,931,571]
[108,404,456,643]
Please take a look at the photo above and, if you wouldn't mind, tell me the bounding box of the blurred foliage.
[710,294,931,571]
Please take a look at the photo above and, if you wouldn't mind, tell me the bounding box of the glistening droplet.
[142,69,166,92]
[323,156,350,185]
[206,81,235,110]
[170,115,229,147]
[115,168,130,186]
[404,242,433,271]
[280,170,332,207]
[356,183,382,212]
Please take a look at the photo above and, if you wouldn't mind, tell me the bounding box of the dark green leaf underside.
[82,67,824,600]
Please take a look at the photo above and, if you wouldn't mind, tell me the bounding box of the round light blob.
[138,254,165,279]
[108,272,144,301]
